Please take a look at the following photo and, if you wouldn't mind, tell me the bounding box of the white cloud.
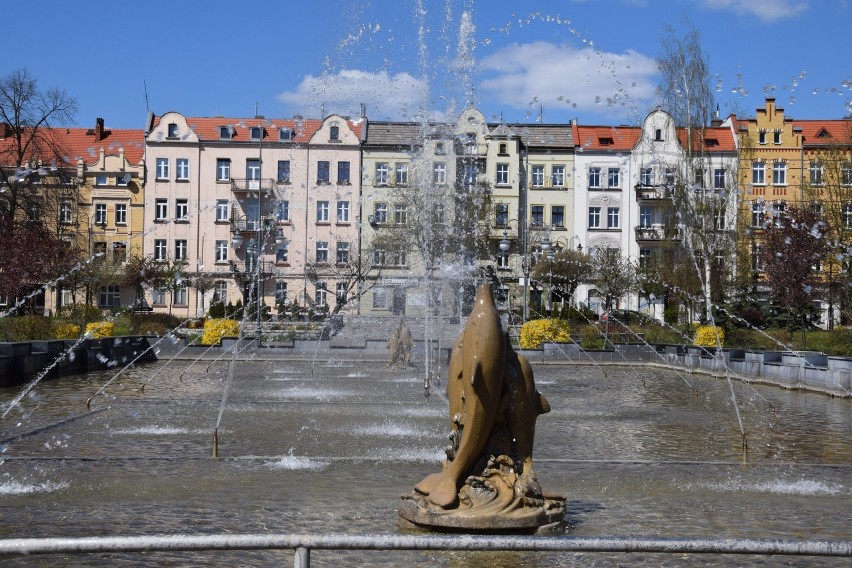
[700,0,809,22]
[277,69,429,120]
[479,42,658,119]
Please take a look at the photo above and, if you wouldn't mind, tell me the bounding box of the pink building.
[143,112,363,317]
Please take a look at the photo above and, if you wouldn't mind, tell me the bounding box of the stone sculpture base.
[398,455,566,534]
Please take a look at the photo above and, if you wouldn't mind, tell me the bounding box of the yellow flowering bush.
[85,321,114,338]
[54,323,81,339]
[519,319,571,349]
[694,325,725,347]
[201,318,240,345]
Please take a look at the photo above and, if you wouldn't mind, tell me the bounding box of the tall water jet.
[399,283,565,532]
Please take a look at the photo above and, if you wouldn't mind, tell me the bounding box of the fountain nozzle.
[213,428,219,458]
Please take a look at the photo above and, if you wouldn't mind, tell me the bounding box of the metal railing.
[0,533,847,567]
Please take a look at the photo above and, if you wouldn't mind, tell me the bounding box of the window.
[607,207,620,229]
[336,242,350,264]
[435,142,445,155]
[462,163,478,185]
[694,168,704,187]
[589,207,601,228]
[639,207,652,227]
[588,167,601,188]
[154,199,167,221]
[551,206,564,228]
[373,288,387,309]
[167,123,178,138]
[640,168,653,186]
[316,201,329,223]
[713,206,726,230]
[114,203,126,225]
[213,281,228,304]
[654,128,662,141]
[246,159,261,188]
[276,200,290,222]
[216,200,229,222]
[154,239,167,260]
[433,204,445,224]
[337,201,350,223]
[531,205,544,226]
[279,128,293,141]
[277,160,290,182]
[842,163,852,186]
[531,165,544,187]
[174,286,187,306]
[752,161,766,185]
[433,162,447,184]
[773,129,781,144]
[276,242,289,263]
[752,243,764,272]
[552,165,565,187]
[495,203,509,226]
[665,168,675,184]
[93,241,107,257]
[751,202,764,227]
[317,161,330,184]
[496,163,509,185]
[216,159,231,181]
[250,126,263,141]
[275,281,288,304]
[156,158,169,179]
[497,252,510,269]
[639,249,651,268]
[315,283,327,307]
[116,174,128,187]
[394,204,407,225]
[176,158,189,180]
[607,168,620,188]
[175,199,188,221]
[95,203,107,226]
[329,125,340,141]
[809,161,824,185]
[713,168,726,189]
[336,282,347,304]
[395,163,408,185]
[338,161,350,184]
[375,163,389,185]
[175,239,188,260]
[758,129,767,144]
[843,203,852,228]
[773,162,787,185]
[219,126,232,140]
[153,288,167,305]
[95,174,108,186]
[27,202,40,222]
[59,200,73,224]
[315,241,329,264]
[372,249,386,267]
[215,240,228,262]
[99,286,121,308]
[373,203,387,224]
[113,242,127,262]
[498,142,508,155]
[772,201,787,226]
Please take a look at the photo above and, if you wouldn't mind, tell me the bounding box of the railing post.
[294,546,310,568]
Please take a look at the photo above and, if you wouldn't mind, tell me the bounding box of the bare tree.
[530,249,594,309]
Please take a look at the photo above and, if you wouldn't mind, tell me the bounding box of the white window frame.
[154,239,167,261]
[315,241,329,264]
[216,159,231,181]
[395,163,408,185]
[752,162,766,185]
[552,165,565,187]
[115,203,127,225]
[316,201,329,223]
[336,242,350,265]
[175,199,189,221]
[156,158,169,180]
[176,158,189,180]
[589,207,601,229]
[531,165,544,187]
[375,163,389,185]
[496,163,509,185]
[607,207,620,229]
[607,168,620,188]
[175,239,188,260]
[337,201,349,223]
[772,162,787,186]
[433,162,447,185]
[588,167,602,188]
[155,199,167,221]
[215,200,229,222]
[215,240,228,262]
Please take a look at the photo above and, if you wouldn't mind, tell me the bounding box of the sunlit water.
[0,360,848,566]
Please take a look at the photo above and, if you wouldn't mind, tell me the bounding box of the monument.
[399,284,565,532]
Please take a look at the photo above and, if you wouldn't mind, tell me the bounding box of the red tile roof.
[0,124,145,168]
[676,126,737,152]
[152,115,364,143]
[573,125,640,151]
[795,119,852,146]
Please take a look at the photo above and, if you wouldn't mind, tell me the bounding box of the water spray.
[213,428,219,458]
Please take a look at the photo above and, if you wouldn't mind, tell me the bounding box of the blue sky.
[6,0,851,128]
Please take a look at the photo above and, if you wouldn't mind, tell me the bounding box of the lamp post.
[498,220,530,322]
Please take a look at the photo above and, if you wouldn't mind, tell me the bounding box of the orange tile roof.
[795,119,852,146]
[0,124,145,167]
[153,115,364,143]
[676,126,737,152]
[574,125,641,151]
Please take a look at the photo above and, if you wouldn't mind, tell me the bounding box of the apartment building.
[143,112,363,317]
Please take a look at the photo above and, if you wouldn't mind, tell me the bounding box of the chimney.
[360,103,367,119]
[95,117,105,142]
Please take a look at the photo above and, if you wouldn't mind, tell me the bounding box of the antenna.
[254,101,259,117]
[143,79,150,112]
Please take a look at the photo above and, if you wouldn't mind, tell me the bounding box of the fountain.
[400,284,565,532]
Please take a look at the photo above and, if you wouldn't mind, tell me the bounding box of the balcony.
[634,224,683,242]
[635,185,670,201]
[230,178,275,193]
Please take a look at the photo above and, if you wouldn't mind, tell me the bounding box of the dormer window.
[329,124,340,141]
[250,127,263,141]
[219,126,232,140]
[654,129,662,141]
[435,142,445,155]
[279,127,293,141]
[167,123,178,139]
[599,137,613,146]
[498,142,508,155]
[705,138,719,147]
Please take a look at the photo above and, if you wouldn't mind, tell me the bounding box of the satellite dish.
[121,173,132,183]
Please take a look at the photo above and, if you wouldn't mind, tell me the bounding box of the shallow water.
[0,360,848,566]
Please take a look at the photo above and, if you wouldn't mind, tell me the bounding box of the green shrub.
[0,316,56,341]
